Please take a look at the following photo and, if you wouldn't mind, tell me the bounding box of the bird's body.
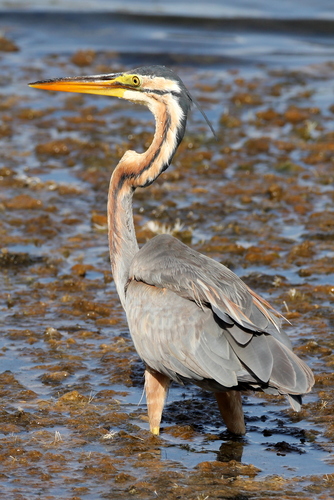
[30,65,314,436]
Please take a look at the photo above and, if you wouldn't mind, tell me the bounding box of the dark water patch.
[146,390,333,477]
[2,10,334,35]
[1,11,334,70]
[0,251,44,269]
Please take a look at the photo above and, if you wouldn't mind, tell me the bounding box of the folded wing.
[126,234,314,407]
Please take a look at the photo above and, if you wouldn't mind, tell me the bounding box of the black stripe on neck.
[142,89,180,97]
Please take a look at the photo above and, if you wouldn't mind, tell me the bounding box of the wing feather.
[125,234,314,406]
[130,234,283,335]
[268,338,314,394]
[225,330,274,383]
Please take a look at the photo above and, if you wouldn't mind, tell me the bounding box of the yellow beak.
[29,74,131,98]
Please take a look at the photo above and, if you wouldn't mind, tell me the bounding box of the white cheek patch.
[143,77,181,94]
[123,89,151,105]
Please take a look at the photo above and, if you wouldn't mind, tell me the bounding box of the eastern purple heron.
[30,66,314,435]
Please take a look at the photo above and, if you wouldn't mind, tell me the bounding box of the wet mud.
[0,35,334,499]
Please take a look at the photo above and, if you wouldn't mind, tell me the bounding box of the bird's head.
[29,65,193,116]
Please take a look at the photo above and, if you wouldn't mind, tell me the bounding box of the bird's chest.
[125,280,208,361]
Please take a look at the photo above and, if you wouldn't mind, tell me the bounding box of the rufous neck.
[107,95,186,307]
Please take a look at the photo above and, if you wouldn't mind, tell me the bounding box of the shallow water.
[1,3,334,499]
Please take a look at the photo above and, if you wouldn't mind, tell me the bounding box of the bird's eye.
[132,76,140,86]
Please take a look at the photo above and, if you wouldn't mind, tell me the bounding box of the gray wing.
[126,234,314,406]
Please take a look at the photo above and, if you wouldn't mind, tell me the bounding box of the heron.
[30,66,314,436]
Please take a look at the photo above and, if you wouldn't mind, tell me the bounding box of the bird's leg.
[214,391,245,435]
[144,367,170,435]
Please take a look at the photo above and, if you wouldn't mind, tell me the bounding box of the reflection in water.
[217,438,244,463]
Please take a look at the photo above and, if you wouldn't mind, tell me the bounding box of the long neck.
[108,95,186,309]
